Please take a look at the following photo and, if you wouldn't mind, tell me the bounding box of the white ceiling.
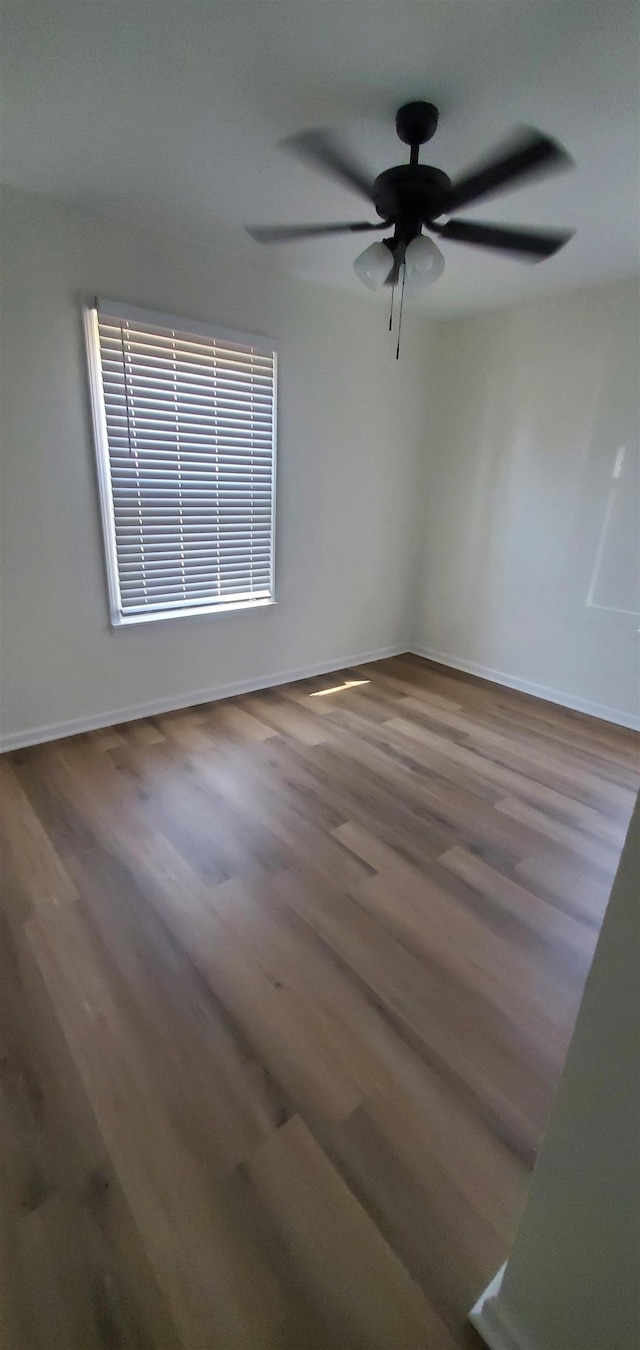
[1,0,638,315]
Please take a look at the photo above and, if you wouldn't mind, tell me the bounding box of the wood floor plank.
[331,725,551,869]
[269,863,554,1159]
[45,755,362,1127]
[211,702,279,742]
[392,696,636,811]
[110,736,295,884]
[350,844,579,1044]
[1,654,637,1347]
[199,868,532,1248]
[495,794,621,867]
[126,718,165,746]
[241,692,331,745]
[395,656,638,766]
[322,1095,508,1339]
[382,711,629,839]
[26,903,291,1349]
[65,846,290,1173]
[439,845,598,965]
[353,661,464,712]
[190,738,374,891]
[0,759,78,914]
[244,1114,457,1350]
[513,850,615,923]
[0,882,184,1350]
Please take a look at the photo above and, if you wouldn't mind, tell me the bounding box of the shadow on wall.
[418,281,640,723]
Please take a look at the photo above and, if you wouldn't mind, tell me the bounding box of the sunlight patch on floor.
[309,679,371,697]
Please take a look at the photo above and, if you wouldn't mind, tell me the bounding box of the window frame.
[83,299,278,628]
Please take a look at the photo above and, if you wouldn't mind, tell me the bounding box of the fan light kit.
[248,101,574,356]
[353,234,445,293]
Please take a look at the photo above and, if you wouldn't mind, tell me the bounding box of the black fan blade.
[281,129,377,202]
[246,220,382,243]
[433,219,573,260]
[446,128,573,213]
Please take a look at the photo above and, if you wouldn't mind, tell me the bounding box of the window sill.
[110,597,276,630]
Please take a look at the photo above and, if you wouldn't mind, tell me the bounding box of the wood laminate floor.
[1,655,638,1349]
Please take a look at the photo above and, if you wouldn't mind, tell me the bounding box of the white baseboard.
[470,1301,531,1350]
[4,639,637,753]
[410,644,640,732]
[469,1266,536,1350]
[0,644,408,753]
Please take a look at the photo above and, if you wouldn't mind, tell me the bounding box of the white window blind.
[85,301,277,625]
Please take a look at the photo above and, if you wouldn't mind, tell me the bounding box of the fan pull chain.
[395,262,406,360]
[388,274,396,332]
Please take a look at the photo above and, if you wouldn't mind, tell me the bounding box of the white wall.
[1,188,637,748]
[473,793,640,1350]
[413,279,640,728]
[0,186,432,747]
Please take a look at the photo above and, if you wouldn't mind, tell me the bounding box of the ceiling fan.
[246,101,574,310]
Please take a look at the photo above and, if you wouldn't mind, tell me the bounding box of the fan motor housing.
[373,165,451,225]
[395,101,439,146]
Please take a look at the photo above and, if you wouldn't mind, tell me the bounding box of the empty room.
[0,3,639,1348]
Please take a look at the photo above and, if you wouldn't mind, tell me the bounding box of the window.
[84,300,277,625]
